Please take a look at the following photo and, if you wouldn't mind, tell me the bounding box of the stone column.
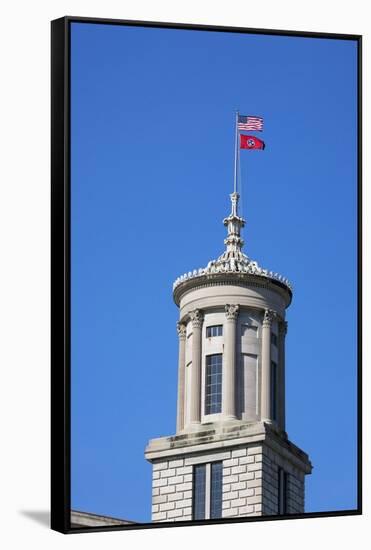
[189,309,203,424]
[176,322,187,433]
[223,304,239,419]
[277,320,287,431]
[261,309,275,422]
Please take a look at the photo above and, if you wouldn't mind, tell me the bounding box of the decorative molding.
[263,309,276,327]
[173,193,292,295]
[225,303,240,320]
[173,276,292,308]
[189,309,204,329]
[173,256,292,293]
[176,322,187,339]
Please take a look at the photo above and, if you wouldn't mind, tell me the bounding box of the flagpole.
[239,133,243,217]
[237,115,241,198]
[233,110,239,194]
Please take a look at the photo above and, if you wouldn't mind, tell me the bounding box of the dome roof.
[173,192,292,303]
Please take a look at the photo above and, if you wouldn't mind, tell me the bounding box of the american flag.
[237,115,263,131]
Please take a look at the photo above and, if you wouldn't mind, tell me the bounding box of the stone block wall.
[261,445,305,515]
[151,443,306,522]
[151,458,193,522]
[221,445,263,518]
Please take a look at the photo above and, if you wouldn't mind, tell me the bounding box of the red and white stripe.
[237,116,263,131]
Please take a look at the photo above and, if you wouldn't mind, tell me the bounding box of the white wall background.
[0,0,369,547]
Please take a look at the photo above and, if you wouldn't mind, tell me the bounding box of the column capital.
[177,322,187,339]
[225,304,239,321]
[189,309,204,329]
[263,309,276,327]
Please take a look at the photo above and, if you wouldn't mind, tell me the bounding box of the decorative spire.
[173,190,292,295]
[223,192,245,256]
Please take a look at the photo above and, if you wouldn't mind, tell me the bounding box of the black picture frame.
[51,15,362,534]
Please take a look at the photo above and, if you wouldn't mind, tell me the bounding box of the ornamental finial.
[172,189,293,295]
[223,192,246,255]
[231,191,239,217]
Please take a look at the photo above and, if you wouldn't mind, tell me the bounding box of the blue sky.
[70,22,358,523]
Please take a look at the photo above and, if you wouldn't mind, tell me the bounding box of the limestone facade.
[177,303,285,431]
[145,192,312,522]
[146,422,310,522]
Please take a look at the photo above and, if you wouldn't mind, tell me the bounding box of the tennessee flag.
[240,135,265,150]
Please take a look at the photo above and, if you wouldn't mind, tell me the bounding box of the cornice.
[173,271,292,308]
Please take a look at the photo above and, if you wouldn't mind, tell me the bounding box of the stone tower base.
[145,422,312,522]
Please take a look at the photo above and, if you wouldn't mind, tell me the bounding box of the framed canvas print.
[51,16,361,534]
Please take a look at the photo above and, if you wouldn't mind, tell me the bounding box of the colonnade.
[176,306,287,432]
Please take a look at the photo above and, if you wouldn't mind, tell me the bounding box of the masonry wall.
[221,445,263,517]
[151,443,306,522]
[152,458,193,522]
[261,445,305,515]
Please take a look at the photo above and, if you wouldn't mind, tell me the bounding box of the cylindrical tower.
[145,192,312,522]
[173,193,291,432]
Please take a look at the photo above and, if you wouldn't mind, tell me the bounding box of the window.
[241,324,258,337]
[271,332,278,346]
[270,360,277,421]
[278,468,288,514]
[206,325,223,338]
[193,464,206,520]
[193,462,223,520]
[210,462,223,519]
[205,354,222,414]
